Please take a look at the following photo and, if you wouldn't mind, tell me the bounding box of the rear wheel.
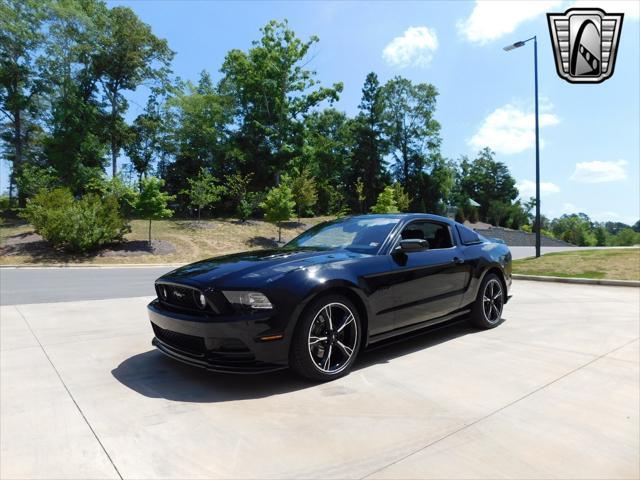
[470,273,505,329]
[290,294,361,382]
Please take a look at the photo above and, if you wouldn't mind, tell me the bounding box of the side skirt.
[367,308,471,347]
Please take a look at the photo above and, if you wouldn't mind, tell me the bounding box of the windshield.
[284,216,401,254]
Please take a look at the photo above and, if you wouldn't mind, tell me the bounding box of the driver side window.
[400,221,453,250]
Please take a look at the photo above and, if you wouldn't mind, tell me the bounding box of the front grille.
[156,283,206,312]
[152,323,206,356]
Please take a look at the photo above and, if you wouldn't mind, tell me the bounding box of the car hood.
[159,248,368,288]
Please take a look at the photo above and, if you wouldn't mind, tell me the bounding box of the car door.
[388,220,471,330]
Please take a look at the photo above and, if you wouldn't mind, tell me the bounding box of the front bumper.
[148,299,289,374]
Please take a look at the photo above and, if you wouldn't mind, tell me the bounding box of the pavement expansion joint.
[359,335,640,480]
[13,305,125,480]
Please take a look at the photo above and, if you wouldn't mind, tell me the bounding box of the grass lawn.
[0,216,333,266]
[513,248,640,281]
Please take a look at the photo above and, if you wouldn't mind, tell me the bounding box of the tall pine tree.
[350,72,388,211]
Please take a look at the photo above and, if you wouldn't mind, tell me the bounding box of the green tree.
[14,164,58,198]
[135,176,174,245]
[392,182,410,212]
[163,72,233,200]
[350,73,388,210]
[456,148,518,221]
[593,225,608,246]
[260,183,295,242]
[300,108,353,214]
[381,76,441,210]
[125,96,163,184]
[220,20,342,186]
[355,177,366,214]
[419,155,456,213]
[42,0,111,192]
[181,168,225,221]
[370,186,399,214]
[604,221,632,235]
[0,0,48,205]
[227,172,254,221]
[608,228,640,246]
[92,6,173,177]
[551,214,596,246]
[288,166,317,220]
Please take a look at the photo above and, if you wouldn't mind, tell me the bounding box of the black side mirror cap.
[397,239,429,252]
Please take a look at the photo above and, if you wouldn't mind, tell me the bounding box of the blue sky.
[5,0,640,224]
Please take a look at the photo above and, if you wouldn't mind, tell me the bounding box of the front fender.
[286,278,371,337]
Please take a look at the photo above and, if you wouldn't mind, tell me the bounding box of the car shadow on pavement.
[111,318,483,403]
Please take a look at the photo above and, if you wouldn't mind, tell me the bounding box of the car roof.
[349,213,455,224]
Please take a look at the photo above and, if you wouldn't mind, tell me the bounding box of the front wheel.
[469,273,505,329]
[290,295,361,382]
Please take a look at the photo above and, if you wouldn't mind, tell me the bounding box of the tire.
[469,273,505,329]
[290,294,362,382]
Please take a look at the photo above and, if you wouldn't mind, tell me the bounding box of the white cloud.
[468,104,560,155]
[457,0,637,46]
[516,179,561,198]
[571,1,639,20]
[382,26,438,68]
[457,1,561,45]
[570,160,628,183]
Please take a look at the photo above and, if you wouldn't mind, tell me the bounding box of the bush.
[87,175,139,218]
[21,188,129,252]
[551,214,596,246]
[608,228,640,246]
[0,194,11,211]
[370,186,399,214]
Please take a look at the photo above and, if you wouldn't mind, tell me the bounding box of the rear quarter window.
[456,224,482,245]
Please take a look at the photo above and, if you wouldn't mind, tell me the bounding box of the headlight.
[222,291,273,310]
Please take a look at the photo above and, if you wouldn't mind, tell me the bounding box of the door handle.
[452,256,464,264]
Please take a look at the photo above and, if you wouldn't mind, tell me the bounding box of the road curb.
[513,274,640,287]
[0,263,182,269]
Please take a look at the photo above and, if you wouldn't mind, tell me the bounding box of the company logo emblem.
[173,290,185,299]
[547,8,623,83]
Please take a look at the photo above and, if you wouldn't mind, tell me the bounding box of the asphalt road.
[1,246,614,306]
[1,280,638,479]
[0,266,173,305]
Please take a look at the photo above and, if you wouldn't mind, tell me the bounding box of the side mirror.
[396,239,429,252]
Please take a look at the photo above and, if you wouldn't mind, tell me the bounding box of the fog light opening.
[197,292,207,309]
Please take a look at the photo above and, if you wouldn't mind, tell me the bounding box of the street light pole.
[504,36,541,258]
[534,37,541,258]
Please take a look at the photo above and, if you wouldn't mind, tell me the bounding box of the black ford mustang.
[148,214,512,381]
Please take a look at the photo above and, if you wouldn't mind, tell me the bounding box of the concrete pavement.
[1,280,638,479]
